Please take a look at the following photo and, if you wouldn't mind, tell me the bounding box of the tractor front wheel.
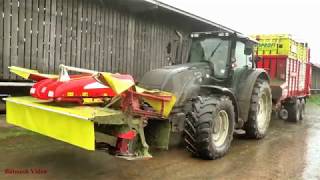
[184,95,235,160]
[244,79,272,139]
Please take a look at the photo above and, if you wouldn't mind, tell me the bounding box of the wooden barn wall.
[0,0,192,81]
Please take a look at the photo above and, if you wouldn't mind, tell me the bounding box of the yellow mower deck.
[5,96,128,151]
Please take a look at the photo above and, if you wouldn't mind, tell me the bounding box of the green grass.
[309,94,320,106]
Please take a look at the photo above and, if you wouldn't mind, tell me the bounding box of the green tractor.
[140,31,272,159]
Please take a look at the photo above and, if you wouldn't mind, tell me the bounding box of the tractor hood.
[139,62,210,107]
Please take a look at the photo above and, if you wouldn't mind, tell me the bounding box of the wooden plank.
[76,0,82,68]
[85,0,91,69]
[24,0,32,69]
[142,22,147,76]
[117,12,123,73]
[43,0,51,73]
[36,0,44,72]
[140,20,145,78]
[127,15,135,75]
[48,0,56,73]
[17,0,26,68]
[60,0,67,66]
[134,19,139,78]
[106,7,112,72]
[71,0,77,67]
[54,0,62,73]
[65,0,72,66]
[150,23,156,70]
[137,20,142,78]
[132,18,138,78]
[80,0,87,68]
[138,20,144,78]
[111,9,117,72]
[160,24,165,67]
[148,22,153,72]
[2,0,10,79]
[116,10,121,73]
[155,23,160,69]
[100,5,107,71]
[123,14,128,73]
[98,4,104,71]
[30,0,38,70]
[0,0,4,78]
[120,13,126,73]
[94,3,100,71]
[10,0,19,79]
[89,1,96,70]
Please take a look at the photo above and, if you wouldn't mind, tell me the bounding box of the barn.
[0,0,237,82]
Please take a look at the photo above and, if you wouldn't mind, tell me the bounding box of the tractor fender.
[236,69,270,125]
[200,85,240,126]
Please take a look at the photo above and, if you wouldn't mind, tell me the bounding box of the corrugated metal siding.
[312,66,320,90]
[0,0,192,81]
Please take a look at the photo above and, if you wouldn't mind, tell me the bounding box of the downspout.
[175,30,183,65]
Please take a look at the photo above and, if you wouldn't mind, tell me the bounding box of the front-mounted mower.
[5,32,272,160]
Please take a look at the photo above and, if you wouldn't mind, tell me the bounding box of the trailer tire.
[299,98,305,120]
[184,96,235,160]
[244,79,272,139]
[286,99,300,122]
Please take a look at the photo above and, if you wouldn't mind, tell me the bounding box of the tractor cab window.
[189,38,230,78]
[235,41,252,68]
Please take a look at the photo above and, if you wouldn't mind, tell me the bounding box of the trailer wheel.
[286,99,301,122]
[299,98,306,120]
[244,79,272,139]
[184,96,235,160]
[278,108,288,120]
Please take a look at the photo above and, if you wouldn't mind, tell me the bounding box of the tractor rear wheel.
[184,95,235,160]
[244,79,272,139]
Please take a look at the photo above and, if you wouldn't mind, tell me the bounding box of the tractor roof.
[191,31,258,44]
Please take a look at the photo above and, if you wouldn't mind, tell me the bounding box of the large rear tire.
[244,79,272,139]
[184,96,235,160]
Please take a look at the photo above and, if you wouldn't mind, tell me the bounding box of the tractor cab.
[188,32,258,80]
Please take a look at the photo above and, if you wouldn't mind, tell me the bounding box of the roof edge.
[145,0,239,34]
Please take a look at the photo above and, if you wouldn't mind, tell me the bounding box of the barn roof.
[104,0,239,33]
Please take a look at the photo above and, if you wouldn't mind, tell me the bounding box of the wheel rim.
[212,110,229,147]
[257,92,270,131]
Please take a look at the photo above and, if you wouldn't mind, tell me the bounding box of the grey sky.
[159,0,319,63]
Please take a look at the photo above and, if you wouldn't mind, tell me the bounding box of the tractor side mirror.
[166,42,172,54]
[244,47,252,55]
[255,56,261,62]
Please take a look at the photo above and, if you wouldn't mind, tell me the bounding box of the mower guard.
[5,96,134,151]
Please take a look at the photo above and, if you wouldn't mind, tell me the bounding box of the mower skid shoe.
[116,154,152,161]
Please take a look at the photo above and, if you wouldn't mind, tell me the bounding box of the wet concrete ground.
[0,103,320,180]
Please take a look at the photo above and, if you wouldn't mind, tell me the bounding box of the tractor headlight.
[48,91,54,97]
[30,88,36,94]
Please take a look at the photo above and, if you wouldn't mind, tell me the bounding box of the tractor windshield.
[189,38,230,78]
